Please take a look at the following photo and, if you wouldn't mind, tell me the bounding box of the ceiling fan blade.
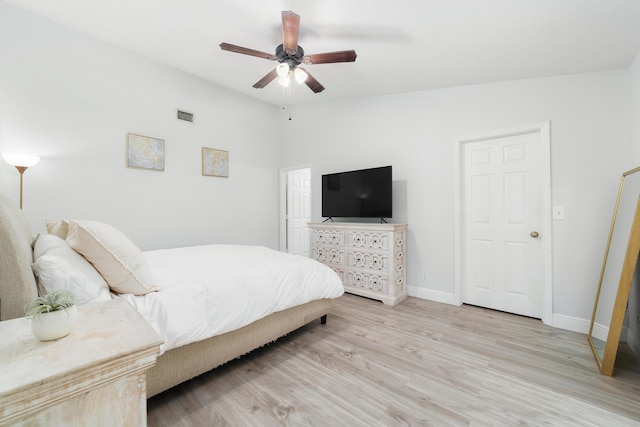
[253,68,278,89]
[282,11,300,55]
[303,50,357,65]
[298,68,325,93]
[220,42,276,60]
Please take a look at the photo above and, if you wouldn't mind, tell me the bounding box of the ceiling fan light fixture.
[276,62,290,77]
[278,74,291,87]
[220,10,356,94]
[293,67,307,84]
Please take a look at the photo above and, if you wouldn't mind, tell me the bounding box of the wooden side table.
[0,298,162,426]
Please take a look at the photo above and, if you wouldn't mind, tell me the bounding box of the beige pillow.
[66,220,157,295]
[45,219,69,239]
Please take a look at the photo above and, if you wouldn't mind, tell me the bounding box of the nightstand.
[0,299,162,426]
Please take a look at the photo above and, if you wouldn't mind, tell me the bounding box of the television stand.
[322,217,334,223]
[309,222,407,305]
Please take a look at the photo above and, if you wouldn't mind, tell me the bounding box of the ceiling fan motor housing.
[276,44,304,69]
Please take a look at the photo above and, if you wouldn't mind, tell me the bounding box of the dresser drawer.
[309,222,407,306]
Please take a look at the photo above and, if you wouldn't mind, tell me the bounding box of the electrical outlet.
[422,273,428,282]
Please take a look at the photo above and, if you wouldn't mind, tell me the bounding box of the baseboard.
[407,290,607,337]
[627,329,640,356]
[551,313,592,335]
[407,286,460,306]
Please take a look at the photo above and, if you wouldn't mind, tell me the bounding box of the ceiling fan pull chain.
[282,85,286,110]
[287,86,293,120]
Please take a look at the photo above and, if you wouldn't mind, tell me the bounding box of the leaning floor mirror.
[588,166,640,375]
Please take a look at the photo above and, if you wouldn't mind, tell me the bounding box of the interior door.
[461,131,544,318]
[286,168,311,257]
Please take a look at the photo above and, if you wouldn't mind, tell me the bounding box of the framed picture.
[202,147,229,178]
[127,133,165,171]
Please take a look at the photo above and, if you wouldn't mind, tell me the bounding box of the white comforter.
[116,245,344,354]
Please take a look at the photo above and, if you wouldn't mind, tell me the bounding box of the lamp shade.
[2,152,40,168]
[294,67,308,84]
[278,74,291,87]
[276,63,290,77]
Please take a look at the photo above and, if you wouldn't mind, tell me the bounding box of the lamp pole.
[2,153,40,209]
[15,166,27,209]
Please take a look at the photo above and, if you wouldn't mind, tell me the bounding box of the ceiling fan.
[219,11,357,93]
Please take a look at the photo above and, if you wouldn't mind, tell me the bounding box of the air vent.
[176,109,194,123]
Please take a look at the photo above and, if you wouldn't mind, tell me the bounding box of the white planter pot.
[31,305,78,341]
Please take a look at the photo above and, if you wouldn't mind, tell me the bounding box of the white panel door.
[287,168,311,257]
[462,132,543,318]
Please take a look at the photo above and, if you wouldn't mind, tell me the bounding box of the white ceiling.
[7,0,640,106]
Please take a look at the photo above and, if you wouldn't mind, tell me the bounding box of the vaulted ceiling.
[6,0,640,106]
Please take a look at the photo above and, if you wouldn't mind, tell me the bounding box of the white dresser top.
[308,222,407,231]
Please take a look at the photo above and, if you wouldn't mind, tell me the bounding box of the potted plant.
[25,289,77,341]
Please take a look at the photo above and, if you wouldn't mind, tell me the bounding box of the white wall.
[279,71,629,325]
[629,52,640,165]
[0,2,281,250]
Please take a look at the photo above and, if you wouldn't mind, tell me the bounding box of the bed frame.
[0,193,334,397]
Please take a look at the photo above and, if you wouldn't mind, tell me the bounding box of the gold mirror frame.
[588,166,640,375]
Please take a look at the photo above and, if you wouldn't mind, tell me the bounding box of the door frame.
[279,164,312,253]
[453,121,553,324]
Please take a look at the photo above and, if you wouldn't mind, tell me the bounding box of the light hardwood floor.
[147,294,640,426]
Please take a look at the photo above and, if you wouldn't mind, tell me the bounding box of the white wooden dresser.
[0,299,162,426]
[309,222,407,305]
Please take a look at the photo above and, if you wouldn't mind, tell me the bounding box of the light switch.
[553,206,565,220]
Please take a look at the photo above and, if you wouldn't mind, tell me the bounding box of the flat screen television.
[322,165,392,219]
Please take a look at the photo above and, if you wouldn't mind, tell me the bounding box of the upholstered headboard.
[0,193,38,321]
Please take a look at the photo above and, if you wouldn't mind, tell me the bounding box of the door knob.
[530,231,539,238]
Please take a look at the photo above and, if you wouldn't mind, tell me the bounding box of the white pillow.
[45,219,69,239]
[66,220,157,295]
[32,234,112,305]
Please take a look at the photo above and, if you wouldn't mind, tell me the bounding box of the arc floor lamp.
[2,152,40,209]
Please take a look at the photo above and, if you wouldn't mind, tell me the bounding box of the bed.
[0,193,344,397]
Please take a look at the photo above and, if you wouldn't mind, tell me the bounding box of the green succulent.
[25,289,76,321]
